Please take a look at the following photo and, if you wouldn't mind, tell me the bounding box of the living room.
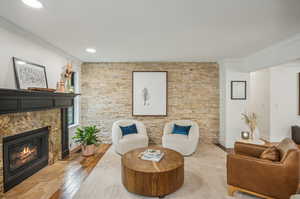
[0,0,299,199]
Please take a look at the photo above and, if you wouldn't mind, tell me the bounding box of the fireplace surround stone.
[0,109,62,195]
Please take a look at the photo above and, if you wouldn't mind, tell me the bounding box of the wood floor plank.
[4,144,111,199]
[49,144,111,199]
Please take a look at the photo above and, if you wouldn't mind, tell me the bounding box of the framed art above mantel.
[13,57,48,90]
[132,71,168,116]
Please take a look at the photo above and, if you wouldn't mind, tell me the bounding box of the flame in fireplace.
[20,146,36,159]
[22,146,30,155]
[9,144,38,171]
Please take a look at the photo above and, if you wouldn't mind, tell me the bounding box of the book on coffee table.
[139,149,164,162]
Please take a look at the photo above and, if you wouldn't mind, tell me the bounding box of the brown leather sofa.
[227,141,300,199]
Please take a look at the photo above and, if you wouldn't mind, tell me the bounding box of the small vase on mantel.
[65,78,72,93]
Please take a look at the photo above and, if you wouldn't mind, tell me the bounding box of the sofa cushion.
[172,124,191,135]
[260,146,280,161]
[119,124,138,136]
[276,138,298,161]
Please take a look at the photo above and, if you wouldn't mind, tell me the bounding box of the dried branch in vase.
[241,112,257,139]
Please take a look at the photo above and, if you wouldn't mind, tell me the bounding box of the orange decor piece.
[56,80,65,92]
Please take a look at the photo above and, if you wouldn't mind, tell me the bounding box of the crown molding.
[0,16,82,63]
[83,57,219,63]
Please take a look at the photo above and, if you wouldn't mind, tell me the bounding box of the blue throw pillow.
[120,124,138,136]
[172,124,192,135]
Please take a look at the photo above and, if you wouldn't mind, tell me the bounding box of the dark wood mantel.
[0,88,79,114]
[0,88,79,158]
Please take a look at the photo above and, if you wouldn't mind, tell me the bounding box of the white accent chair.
[162,120,199,156]
[112,119,149,155]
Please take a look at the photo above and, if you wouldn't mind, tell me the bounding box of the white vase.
[245,126,260,140]
[252,128,260,140]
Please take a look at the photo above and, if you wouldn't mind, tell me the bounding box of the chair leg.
[228,185,275,199]
[228,185,237,196]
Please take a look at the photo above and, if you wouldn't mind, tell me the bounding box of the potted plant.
[73,125,100,156]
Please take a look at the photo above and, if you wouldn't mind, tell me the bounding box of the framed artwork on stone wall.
[13,57,48,90]
[132,71,168,116]
[231,80,247,100]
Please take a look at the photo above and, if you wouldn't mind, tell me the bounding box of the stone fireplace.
[0,88,77,196]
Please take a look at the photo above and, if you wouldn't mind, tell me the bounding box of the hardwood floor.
[4,144,111,199]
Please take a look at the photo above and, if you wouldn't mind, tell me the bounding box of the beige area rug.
[74,144,258,199]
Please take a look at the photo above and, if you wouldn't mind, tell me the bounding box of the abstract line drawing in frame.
[132,71,168,116]
[231,80,247,100]
[13,57,48,90]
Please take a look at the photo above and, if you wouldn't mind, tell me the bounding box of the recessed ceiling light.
[22,0,43,9]
[86,48,96,54]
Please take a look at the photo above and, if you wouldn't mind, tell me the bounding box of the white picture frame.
[132,71,168,116]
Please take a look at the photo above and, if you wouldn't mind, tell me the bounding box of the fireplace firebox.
[3,127,49,192]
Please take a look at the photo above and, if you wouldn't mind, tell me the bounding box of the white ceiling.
[0,0,300,62]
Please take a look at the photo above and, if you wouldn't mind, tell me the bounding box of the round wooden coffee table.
[121,146,184,197]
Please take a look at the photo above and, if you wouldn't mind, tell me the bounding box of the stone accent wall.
[81,62,219,144]
[0,109,61,194]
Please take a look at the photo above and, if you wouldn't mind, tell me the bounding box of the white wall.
[0,23,81,150]
[250,63,300,142]
[219,60,250,148]
[249,68,270,140]
[0,26,69,89]
[269,63,300,141]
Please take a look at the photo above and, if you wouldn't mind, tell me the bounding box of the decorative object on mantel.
[241,112,259,140]
[56,80,65,92]
[73,125,100,156]
[56,63,74,93]
[13,57,48,90]
[231,80,247,100]
[241,131,250,140]
[64,63,74,93]
[132,71,168,116]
